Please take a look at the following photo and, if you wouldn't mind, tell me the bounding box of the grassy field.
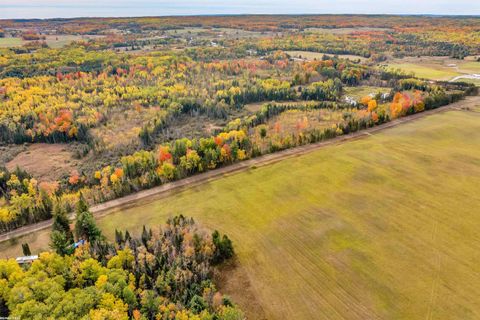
[0,37,23,48]
[286,50,367,62]
[343,86,391,99]
[305,27,394,34]
[162,27,268,39]
[44,35,92,48]
[385,62,460,80]
[0,35,104,48]
[2,108,480,319]
[384,57,480,82]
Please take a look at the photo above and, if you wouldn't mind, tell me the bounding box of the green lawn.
[2,109,480,319]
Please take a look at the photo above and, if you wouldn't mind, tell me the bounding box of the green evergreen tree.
[212,230,234,264]
[50,202,75,256]
[124,230,131,242]
[21,243,31,256]
[52,203,74,243]
[76,193,89,215]
[141,225,150,246]
[74,194,103,243]
[50,230,73,256]
[115,229,124,246]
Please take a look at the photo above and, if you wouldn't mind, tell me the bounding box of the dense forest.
[0,194,241,319]
[2,15,478,58]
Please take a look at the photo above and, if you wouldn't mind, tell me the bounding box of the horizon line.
[2,13,480,21]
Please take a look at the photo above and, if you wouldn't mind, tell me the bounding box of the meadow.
[343,86,391,100]
[384,57,480,82]
[0,37,22,48]
[3,107,480,319]
[0,35,104,48]
[285,50,367,62]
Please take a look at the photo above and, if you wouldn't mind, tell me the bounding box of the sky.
[1,0,479,19]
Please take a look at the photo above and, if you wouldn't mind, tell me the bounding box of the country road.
[1,95,479,244]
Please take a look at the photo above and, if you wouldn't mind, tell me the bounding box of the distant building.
[72,239,86,249]
[16,255,38,265]
[344,96,358,107]
[291,57,306,62]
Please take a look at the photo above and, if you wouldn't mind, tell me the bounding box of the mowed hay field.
[2,108,480,319]
[383,57,480,82]
[0,37,23,48]
[384,62,460,80]
[285,50,367,62]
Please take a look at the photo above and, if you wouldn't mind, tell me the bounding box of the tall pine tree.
[50,202,75,256]
[52,203,74,242]
[74,193,103,243]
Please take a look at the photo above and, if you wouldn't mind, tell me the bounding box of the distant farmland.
[384,56,480,83]
[2,108,480,319]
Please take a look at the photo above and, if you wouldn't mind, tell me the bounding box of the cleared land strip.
[1,95,479,243]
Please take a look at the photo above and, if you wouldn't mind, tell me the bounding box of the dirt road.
[1,95,478,244]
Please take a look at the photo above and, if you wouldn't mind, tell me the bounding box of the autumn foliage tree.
[0,215,243,319]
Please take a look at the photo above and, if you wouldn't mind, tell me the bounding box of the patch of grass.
[305,27,394,34]
[286,50,367,62]
[457,78,480,86]
[458,61,480,74]
[0,38,22,48]
[0,35,104,49]
[3,110,480,319]
[385,62,460,80]
[244,100,313,113]
[344,86,391,99]
[43,35,105,48]
[384,58,480,82]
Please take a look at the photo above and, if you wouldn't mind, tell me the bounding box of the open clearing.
[0,37,23,48]
[0,35,104,48]
[2,103,480,319]
[5,143,79,182]
[286,50,367,62]
[383,56,480,82]
[43,35,105,48]
[244,100,311,113]
[305,27,394,34]
[343,86,391,100]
